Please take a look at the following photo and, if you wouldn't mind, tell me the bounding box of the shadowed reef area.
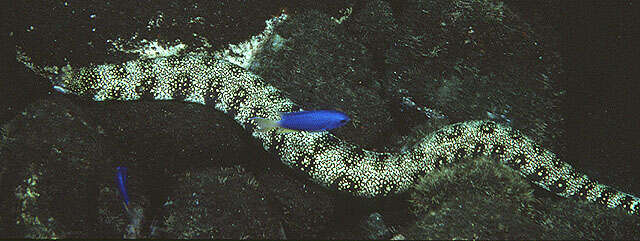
[1,0,638,239]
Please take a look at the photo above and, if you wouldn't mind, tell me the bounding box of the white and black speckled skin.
[54,52,639,216]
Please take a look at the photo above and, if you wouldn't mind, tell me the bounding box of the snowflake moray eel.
[51,52,639,216]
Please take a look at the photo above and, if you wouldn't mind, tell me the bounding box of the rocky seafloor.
[1,0,638,239]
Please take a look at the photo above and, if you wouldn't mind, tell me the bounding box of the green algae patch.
[164,165,282,239]
[404,156,640,239]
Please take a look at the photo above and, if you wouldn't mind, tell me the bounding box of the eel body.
[50,52,639,216]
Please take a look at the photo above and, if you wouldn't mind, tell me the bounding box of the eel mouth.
[51,72,71,94]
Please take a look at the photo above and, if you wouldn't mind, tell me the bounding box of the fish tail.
[250,117,279,132]
[123,201,130,213]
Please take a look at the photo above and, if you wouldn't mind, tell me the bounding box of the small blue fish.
[116,166,130,207]
[251,110,350,133]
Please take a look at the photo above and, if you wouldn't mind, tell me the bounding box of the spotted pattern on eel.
[52,52,639,216]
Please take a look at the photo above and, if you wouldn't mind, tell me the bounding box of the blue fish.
[251,110,350,133]
[116,166,130,207]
